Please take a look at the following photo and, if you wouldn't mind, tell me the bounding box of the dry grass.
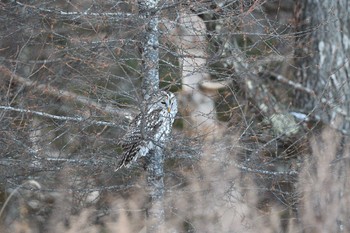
[1,127,350,233]
[296,127,350,233]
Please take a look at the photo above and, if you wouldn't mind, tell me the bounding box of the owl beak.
[167,107,171,113]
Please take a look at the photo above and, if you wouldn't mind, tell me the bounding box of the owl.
[116,91,178,170]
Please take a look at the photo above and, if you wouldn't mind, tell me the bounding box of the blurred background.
[1,0,350,232]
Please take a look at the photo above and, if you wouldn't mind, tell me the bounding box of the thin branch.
[6,180,134,192]
[232,160,298,177]
[0,57,63,64]
[14,1,133,19]
[270,71,316,97]
[270,71,350,135]
[0,65,133,120]
[0,105,118,127]
[0,152,114,169]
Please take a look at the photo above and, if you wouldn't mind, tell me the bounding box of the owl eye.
[161,101,166,105]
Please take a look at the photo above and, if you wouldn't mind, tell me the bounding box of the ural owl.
[116,91,178,170]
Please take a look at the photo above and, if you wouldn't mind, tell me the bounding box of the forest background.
[1,0,350,232]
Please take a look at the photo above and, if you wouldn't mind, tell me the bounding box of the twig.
[14,0,133,19]
[270,71,316,96]
[0,105,118,127]
[0,57,63,64]
[6,180,133,193]
[0,180,41,218]
[232,160,298,177]
[0,65,133,120]
[270,71,350,135]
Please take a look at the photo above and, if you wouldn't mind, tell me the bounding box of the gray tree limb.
[137,0,165,232]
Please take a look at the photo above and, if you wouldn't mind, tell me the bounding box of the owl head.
[160,91,178,118]
[148,91,178,119]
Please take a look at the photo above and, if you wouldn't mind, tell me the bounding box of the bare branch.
[6,180,133,192]
[14,0,134,19]
[0,105,118,127]
[231,160,298,177]
[270,71,316,96]
[0,65,133,120]
[271,71,350,134]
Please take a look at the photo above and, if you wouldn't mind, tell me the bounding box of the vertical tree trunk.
[138,1,165,232]
[295,2,350,231]
[146,146,165,232]
[295,0,350,133]
[139,0,160,99]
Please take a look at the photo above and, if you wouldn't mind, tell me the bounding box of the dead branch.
[0,105,118,127]
[0,65,133,121]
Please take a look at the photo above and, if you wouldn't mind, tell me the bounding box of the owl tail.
[114,160,125,171]
[115,153,133,171]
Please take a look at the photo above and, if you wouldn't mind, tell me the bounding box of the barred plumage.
[116,91,177,170]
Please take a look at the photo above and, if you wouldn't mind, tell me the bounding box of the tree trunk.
[295,0,350,133]
[295,2,350,231]
[140,0,160,99]
[138,0,165,232]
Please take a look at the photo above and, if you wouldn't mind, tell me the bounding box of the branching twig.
[0,105,118,127]
[232,160,298,177]
[6,180,133,192]
[14,0,133,19]
[270,71,350,135]
[0,65,133,120]
[270,71,316,97]
[0,57,63,64]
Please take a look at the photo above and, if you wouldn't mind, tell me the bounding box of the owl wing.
[116,109,163,170]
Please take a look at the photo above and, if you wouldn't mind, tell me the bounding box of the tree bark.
[138,0,165,232]
[295,0,350,133]
[139,0,160,99]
